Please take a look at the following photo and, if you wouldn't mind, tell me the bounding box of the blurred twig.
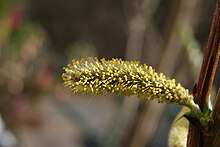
[178,26,203,81]
[119,0,204,147]
[124,0,161,61]
[123,0,201,146]
[121,0,161,146]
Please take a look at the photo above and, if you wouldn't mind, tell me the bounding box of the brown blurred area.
[0,0,218,147]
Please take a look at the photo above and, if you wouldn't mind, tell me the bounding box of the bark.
[204,88,220,147]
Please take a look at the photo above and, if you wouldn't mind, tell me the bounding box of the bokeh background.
[0,0,219,147]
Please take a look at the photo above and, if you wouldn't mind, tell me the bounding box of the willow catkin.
[168,107,190,147]
[62,57,193,106]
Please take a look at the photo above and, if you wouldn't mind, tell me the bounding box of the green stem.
[187,100,209,126]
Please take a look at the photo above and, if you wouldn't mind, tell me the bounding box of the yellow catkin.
[62,57,193,105]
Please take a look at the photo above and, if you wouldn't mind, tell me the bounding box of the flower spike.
[62,57,193,106]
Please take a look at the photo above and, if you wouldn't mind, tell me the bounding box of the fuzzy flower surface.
[62,57,193,106]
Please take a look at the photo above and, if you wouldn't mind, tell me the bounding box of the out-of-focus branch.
[121,0,161,146]
[124,0,160,61]
[178,26,203,81]
[123,0,202,146]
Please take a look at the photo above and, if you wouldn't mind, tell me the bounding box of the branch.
[187,0,220,146]
[194,0,220,109]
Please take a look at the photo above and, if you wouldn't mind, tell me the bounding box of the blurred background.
[0,0,219,146]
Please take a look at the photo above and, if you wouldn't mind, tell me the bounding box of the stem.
[187,100,209,127]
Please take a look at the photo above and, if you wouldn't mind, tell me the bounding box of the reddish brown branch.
[201,42,220,105]
[195,0,220,109]
[187,0,220,147]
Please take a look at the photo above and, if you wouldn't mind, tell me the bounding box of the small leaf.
[203,95,212,117]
